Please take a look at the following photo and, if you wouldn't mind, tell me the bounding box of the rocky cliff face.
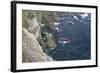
[22,28,53,63]
[27,17,41,39]
[22,12,56,63]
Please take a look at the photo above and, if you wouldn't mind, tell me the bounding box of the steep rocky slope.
[22,28,53,63]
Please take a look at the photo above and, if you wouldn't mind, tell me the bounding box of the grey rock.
[27,17,40,39]
[22,28,53,63]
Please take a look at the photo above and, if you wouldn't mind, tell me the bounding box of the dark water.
[43,13,91,61]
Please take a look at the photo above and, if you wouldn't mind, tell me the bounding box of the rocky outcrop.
[27,17,41,39]
[22,28,53,63]
[46,33,56,50]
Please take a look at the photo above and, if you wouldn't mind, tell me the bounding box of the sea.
[43,13,91,61]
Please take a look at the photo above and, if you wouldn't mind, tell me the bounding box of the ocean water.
[43,13,91,61]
